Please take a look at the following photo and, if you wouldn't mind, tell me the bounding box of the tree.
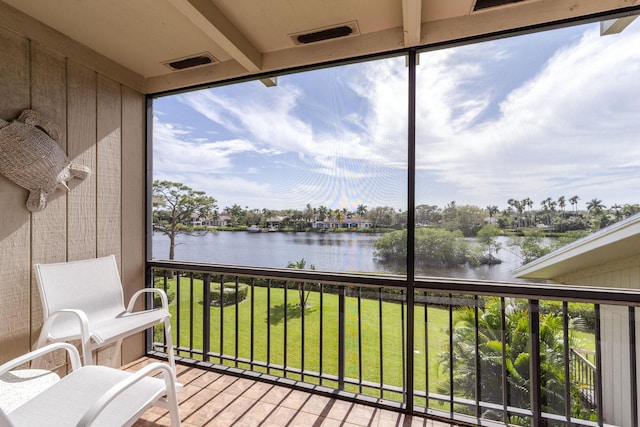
[586,198,607,230]
[437,298,591,424]
[476,225,501,264]
[225,204,245,226]
[356,204,368,218]
[153,180,217,260]
[416,204,442,227]
[486,205,499,223]
[286,258,315,308]
[569,195,580,213]
[374,228,474,267]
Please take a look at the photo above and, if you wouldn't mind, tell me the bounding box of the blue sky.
[153,20,640,213]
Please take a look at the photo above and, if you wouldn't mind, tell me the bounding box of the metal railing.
[571,348,596,410]
[146,260,640,427]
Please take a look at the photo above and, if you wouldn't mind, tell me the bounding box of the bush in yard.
[153,277,175,307]
[210,282,248,306]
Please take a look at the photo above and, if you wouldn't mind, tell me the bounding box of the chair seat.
[0,369,60,413]
[49,308,170,344]
[7,365,166,427]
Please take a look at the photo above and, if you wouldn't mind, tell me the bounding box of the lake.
[152,231,529,282]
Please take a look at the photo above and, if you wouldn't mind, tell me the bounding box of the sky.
[153,20,640,214]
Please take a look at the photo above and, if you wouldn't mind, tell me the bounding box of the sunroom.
[1,1,640,426]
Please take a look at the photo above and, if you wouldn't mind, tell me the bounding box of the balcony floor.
[126,358,455,427]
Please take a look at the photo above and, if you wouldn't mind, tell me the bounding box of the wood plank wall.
[0,26,146,365]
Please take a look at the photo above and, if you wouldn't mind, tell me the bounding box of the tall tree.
[486,205,499,223]
[153,180,217,260]
[586,198,605,215]
[569,195,580,213]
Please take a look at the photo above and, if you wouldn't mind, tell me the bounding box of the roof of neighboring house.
[513,213,640,280]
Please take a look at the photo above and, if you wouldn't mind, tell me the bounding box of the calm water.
[152,231,527,282]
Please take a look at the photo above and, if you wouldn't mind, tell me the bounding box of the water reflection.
[153,232,529,282]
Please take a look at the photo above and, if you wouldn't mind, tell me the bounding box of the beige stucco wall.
[555,255,640,427]
[0,5,146,367]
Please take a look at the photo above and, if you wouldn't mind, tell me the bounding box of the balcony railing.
[146,260,640,427]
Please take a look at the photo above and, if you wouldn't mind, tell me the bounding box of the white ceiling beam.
[167,0,262,72]
[402,0,422,47]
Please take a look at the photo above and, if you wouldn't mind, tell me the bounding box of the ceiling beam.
[600,14,639,35]
[402,0,422,47]
[167,0,262,72]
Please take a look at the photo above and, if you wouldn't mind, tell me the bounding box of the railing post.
[338,286,346,390]
[529,299,541,427]
[595,304,603,427]
[203,273,211,362]
[630,306,638,427]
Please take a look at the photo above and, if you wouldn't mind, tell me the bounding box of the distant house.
[209,214,231,227]
[514,213,640,427]
[265,216,285,230]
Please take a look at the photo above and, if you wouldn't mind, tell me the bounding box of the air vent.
[290,21,360,46]
[474,0,527,11]
[162,53,218,71]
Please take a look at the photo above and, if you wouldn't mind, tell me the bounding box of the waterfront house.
[1,1,640,425]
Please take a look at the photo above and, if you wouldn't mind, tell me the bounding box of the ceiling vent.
[163,52,218,71]
[474,0,528,11]
[290,21,360,46]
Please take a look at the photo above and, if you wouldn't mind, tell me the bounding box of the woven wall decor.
[0,109,90,212]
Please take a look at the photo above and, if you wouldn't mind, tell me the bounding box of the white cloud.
[154,22,640,209]
[412,24,640,206]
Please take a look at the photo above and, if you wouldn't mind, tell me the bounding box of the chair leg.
[81,338,95,366]
[163,318,177,375]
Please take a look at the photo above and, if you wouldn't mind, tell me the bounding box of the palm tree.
[437,298,589,424]
[610,204,623,222]
[569,195,580,213]
[335,209,344,228]
[557,196,566,218]
[286,258,315,307]
[317,205,328,222]
[486,205,499,224]
[586,198,605,215]
[356,204,368,218]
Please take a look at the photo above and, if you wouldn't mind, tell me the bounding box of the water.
[152,232,527,282]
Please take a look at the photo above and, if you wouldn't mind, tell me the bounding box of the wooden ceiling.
[2,0,639,94]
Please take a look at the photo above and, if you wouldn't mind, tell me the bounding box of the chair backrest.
[34,255,126,322]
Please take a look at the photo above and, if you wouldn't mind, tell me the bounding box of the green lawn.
[157,277,594,407]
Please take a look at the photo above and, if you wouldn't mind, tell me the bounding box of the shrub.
[210,282,249,306]
[153,277,175,307]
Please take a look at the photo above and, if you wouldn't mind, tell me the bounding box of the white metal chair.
[33,255,176,374]
[0,342,181,426]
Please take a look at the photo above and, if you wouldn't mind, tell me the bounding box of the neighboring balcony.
[147,260,640,427]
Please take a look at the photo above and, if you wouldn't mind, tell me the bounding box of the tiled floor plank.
[129,358,457,427]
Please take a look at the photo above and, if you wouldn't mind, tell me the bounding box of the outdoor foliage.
[374,228,477,267]
[286,258,316,308]
[152,180,217,260]
[209,282,249,306]
[437,298,595,425]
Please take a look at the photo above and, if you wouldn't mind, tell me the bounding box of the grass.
[157,277,594,407]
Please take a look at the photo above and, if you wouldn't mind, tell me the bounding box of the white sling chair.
[34,255,176,374]
[0,342,181,426]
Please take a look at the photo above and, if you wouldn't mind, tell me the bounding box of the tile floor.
[127,358,457,427]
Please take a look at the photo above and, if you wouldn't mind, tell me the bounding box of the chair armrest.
[77,362,178,426]
[42,309,94,344]
[0,343,81,375]
[126,288,169,312]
